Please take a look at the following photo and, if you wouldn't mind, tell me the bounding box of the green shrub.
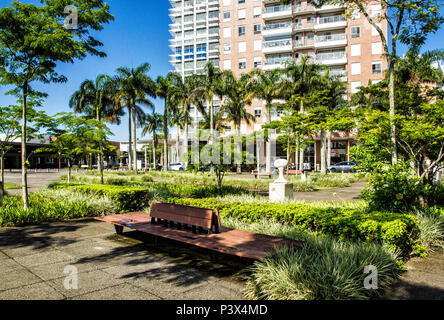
[412,207,444,253]
[361,162,426,212]
[56,185,153,213]
[244,236,402,300]
[168,197,419,257]
[0,189,117,227]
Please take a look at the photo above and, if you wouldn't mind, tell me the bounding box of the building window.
[223,43,231,54]
[223,11,231,21]
[238,0,245,3]
[238,9,246,20]
[238,26,246,36]
[351,26,360,38]
[254,57,262,68]
[351,62,361,75]
[372,42,382,54]
[372,61,382,74]
[223,59,231,70]
[254,24,261,34]
[238,41,246,53]
[351,81,361,94]
[254,39,262,51]
[253,7,261,18]
[238,58,246,70]
[223,27,231,38]
[254,109,262,118]
[351,44,361,56]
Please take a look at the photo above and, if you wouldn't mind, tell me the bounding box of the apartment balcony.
[262,62,286,71]
[263,23,292,37]
[293,39,315,50]
[316,53,347,66]
[292,22,315,32]
[329,69,348,82]
[316,4,347,13]
[263,5,293,20]
[315,34,347,49]
[292,5,316,16]
[263,39,293,54]
[315,18,347,31]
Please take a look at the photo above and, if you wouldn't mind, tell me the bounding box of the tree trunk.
[327,130,332,168]
[295,140,300,173]
[183,120,189,167]
[22,84,29,211]
[128,108,132,171]
[163,108,168,172]
[176,125,180,163]
[237,126,242,174]
[389,67,398,164]
[67,158,71,184]
[265,107,272,174]
[210,97,215,174]
[132,106,138,174]
[320,130,327,175]
[152,140,156,169]
[0,152,4,207]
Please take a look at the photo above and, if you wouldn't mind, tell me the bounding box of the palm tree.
[142,113,163,169]
[115,63,157,173]
[223,73,256,173]
[284,56,326,171]
[196,62,221,141]
[251,68,285,173]
[69,74,120,184]
[168,73,203,166]
[169,107,188,163]
[156,74,174,171]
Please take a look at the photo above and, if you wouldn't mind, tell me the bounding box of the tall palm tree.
[196,62,221,141]
[115,63,157,173]
[223,73,256,173]
[69,74,120,184]
[156,74,174,171]
[251,68,285,173]
[142,113,163,169]
[284,56,326,170]
[168,73,203,166]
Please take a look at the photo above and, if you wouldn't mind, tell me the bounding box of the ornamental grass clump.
[244,233,402,300]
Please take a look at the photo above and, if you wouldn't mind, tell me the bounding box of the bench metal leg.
[115,225,124,235]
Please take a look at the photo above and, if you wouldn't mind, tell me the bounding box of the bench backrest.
[150,202,220,233]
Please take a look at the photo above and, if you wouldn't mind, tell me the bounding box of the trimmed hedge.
[168,198,419,257]
[52,184,152,213]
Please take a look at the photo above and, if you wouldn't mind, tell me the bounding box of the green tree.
[142,113,163,169]
[0,0,113,210]
[251,68,285,173]
[168,73,203,166]
[287,0,444,164]
[156,74,174,171]
[69,74,120,184]
[0,105,21,206]
[115,63,157,174]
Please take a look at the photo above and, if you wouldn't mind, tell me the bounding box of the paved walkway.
[293,181,367,202]
[383,249,444,300]
[4,171,64,195]
[0,219,246,300]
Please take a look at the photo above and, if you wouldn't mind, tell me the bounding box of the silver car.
[328,162,358,173]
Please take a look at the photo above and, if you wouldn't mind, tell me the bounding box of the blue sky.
[0,1,443,142]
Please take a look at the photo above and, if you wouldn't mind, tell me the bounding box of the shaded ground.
[383,249,444,300]
[0,219,247,300]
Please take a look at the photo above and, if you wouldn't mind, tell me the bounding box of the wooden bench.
[252,171,272,179]
[96,202,300,260]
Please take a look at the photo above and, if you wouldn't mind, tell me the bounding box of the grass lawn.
[4,183,21,190]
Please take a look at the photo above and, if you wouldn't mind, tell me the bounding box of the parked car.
[168,162,186,171]
[328,161,358,173]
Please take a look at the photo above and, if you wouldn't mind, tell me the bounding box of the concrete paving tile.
[70,283,160,300]
[28,260,100,281]
[0,250,9,260]
[170,282,245,300]
[47,269,125,298]
[0,282,66,300]
[14,250,75,268]
[0,269,42,292]
[0,259,26,274]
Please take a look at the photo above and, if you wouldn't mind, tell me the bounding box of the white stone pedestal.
[270,182,294,202]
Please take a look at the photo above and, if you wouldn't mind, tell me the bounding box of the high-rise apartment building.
[168,0,388,167]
